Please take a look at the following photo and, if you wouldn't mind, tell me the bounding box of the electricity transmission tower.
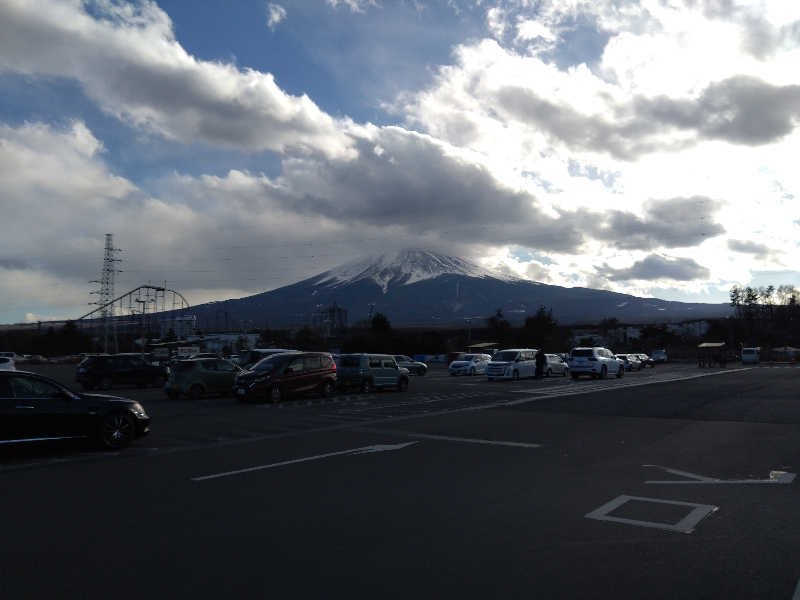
[90,233,122,353]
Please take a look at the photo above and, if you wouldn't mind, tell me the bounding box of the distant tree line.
[728,284,798,321]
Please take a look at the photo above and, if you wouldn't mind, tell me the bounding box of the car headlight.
[131,403,148,418]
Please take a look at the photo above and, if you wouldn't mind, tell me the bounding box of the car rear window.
[572,349,593,357]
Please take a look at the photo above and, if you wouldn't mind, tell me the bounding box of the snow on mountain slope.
[315,248,521,293]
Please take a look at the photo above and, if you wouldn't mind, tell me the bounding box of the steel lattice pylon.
[89,233,122,353]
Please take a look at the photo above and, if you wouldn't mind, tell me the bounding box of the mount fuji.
[188,249,731,328]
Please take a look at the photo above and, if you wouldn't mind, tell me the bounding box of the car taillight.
[332,362,336,371]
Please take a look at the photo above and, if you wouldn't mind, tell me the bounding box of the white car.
[448,353,492,376]
[568,347,624,379]
[615,354,643,371]
[544,354,569,376]
[0,357,16,371]
[486,349,539,380]
[651,349,668,363]
[741,348,760,364]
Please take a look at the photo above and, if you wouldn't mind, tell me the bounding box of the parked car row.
[443,348,658,380]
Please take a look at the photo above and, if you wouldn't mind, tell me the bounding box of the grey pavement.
[2,364,799,598]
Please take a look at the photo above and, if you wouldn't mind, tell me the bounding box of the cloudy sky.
[1,0,798,324]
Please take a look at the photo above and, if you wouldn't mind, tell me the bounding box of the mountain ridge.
[186,248,731,328]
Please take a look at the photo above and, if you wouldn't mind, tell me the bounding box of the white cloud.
[266,3,287,30]
[327,0,378,13]
[0,0,355,159]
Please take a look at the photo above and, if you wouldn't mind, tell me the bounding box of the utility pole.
[89,233,122,353]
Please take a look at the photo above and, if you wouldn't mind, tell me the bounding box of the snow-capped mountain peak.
[315,248,519,293]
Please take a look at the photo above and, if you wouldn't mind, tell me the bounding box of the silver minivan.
[486,348,539,380]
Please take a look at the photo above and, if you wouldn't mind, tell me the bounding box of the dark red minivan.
[233,352,337,403]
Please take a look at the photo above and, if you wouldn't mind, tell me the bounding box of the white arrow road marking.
[192,441,419,482]
[643,464,796,485]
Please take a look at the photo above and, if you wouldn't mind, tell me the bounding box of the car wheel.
[189,384,203,400]
[361,379,373,394]
[151,376,165,388]
[99,412,134,450]
[320,380,335,398]
[617,366,624,378]
[469,367,475,376]
[512,370,520,381]
[397,378,408,392]
[600,366,607,379]
[546,368,552,377]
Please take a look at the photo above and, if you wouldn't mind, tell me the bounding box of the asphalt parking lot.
[2,362,799,598]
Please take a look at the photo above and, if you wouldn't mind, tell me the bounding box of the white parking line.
[503,368,754,407]
[643,464,796,485]
[355,427,541,447]
[400,432,540,448]
[191,441,418,481]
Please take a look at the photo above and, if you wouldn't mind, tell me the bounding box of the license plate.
[236,388,246,395]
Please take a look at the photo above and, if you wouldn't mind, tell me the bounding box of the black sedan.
[0,371,150,450]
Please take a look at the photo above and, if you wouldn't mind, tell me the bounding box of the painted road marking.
[191,441,419,482]
[505,368,754,407]
[585,495,718,534]
[643,464,796,485]
[356,428,541,448]
[793,578,800,600]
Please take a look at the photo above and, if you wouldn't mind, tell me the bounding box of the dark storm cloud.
[636,76,800,145]
[280,128,586,253]
[0,257,30,269]
[495,76,800,159]
[597,254,710,281]
[727,238,771,258]
[495,86,667,160]
[578,196,724,250]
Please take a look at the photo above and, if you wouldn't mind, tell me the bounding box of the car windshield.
[253,357,282,372]
[493,351,519,362]
[572,349,593,357]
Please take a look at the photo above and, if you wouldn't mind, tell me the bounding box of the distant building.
[666,320,710,337]
[160,315,196,339]
[311,302,348,337]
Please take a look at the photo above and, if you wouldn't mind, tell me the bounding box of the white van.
[741,347,760,364]
[486,348,539,380]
